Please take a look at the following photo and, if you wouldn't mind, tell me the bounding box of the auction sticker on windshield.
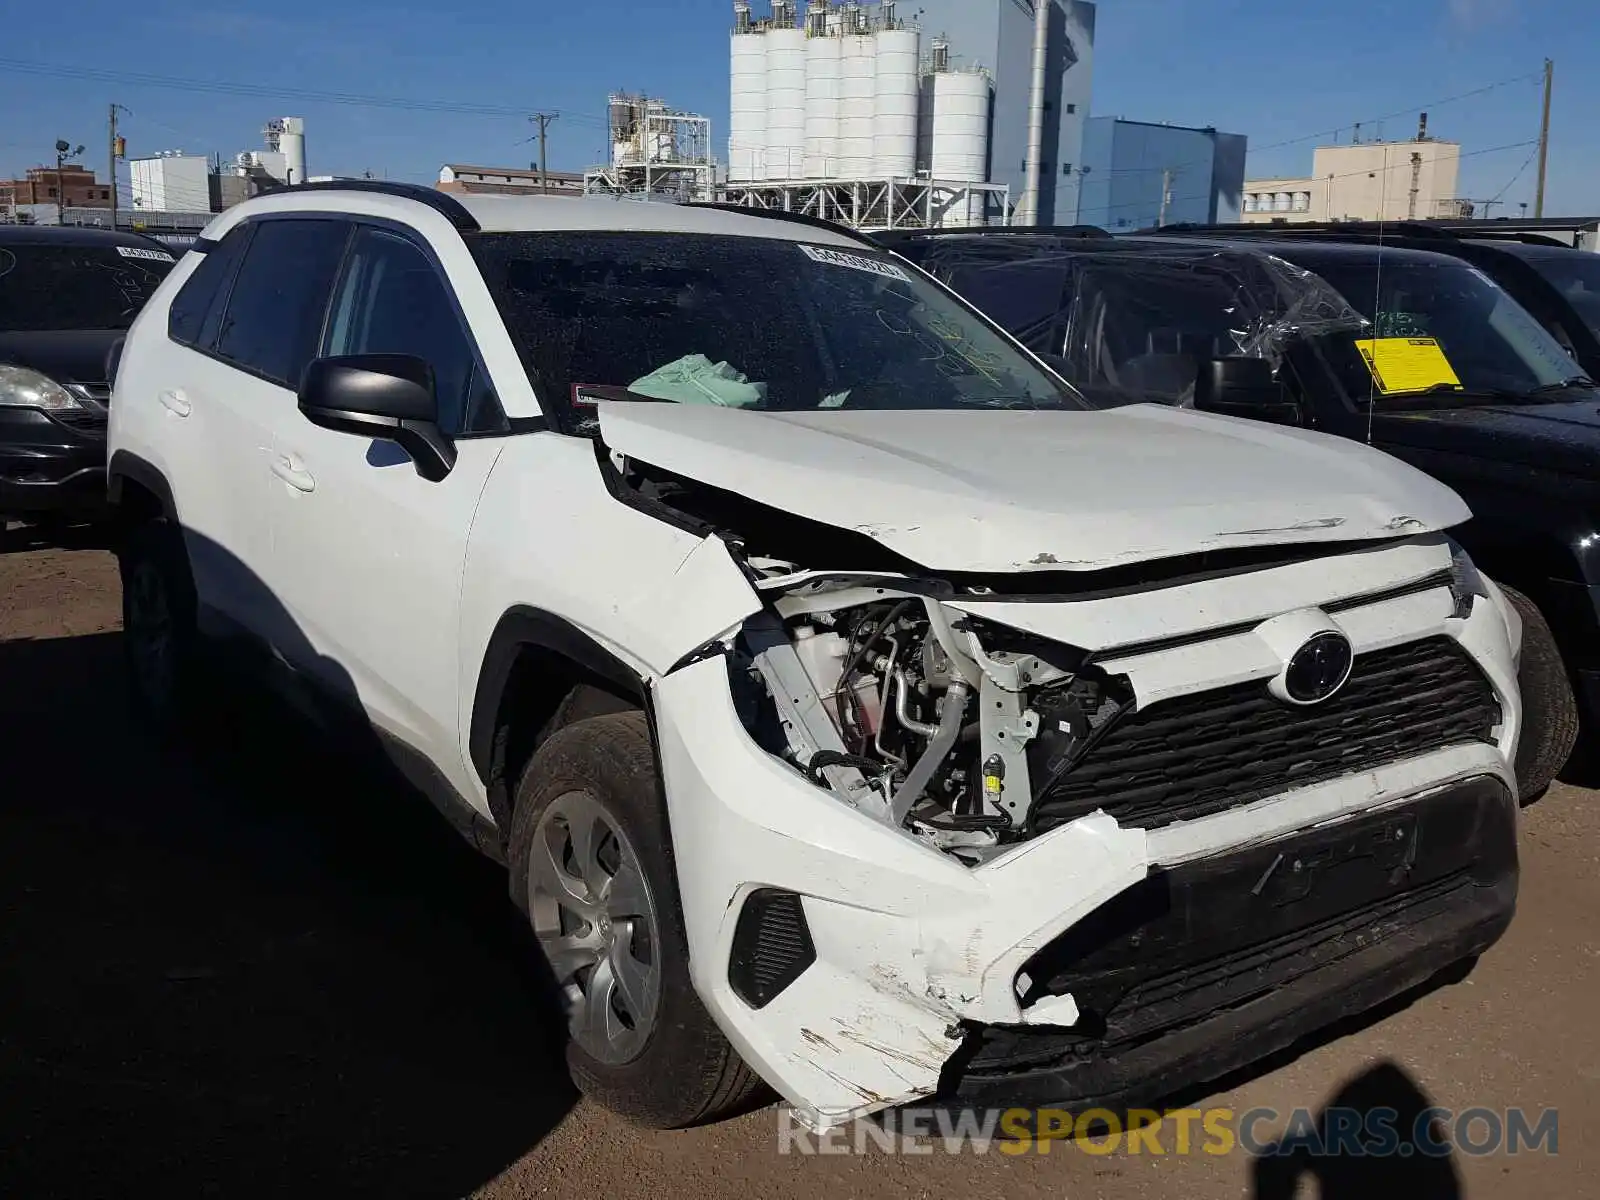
[799,243,911,282]
[1355,336,1463,395]
[114,245,176,263]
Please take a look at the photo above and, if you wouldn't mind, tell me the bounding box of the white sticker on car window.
[115,245,176,263]
[799,243,910,281]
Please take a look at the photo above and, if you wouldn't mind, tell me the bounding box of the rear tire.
[118,518,200,737]
[508,710,763,1128]
[1502,583,1578,803]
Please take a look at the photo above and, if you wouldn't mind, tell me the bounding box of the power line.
[0,56,607,125]
[1091,70,1545,179]
[1083,138,1540,220]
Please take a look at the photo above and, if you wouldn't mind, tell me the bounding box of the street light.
[53,139,85,225]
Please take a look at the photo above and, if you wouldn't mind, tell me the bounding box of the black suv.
[1,225,176,524]
[1150,221,1600,382]
[877,226,1589,795]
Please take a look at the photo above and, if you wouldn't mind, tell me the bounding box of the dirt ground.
[1,530,1594,1199]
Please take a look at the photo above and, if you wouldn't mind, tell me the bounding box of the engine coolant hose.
[890,679,971,825]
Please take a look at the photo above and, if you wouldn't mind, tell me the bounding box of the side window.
[215,218,351,388]
[323,227,484,433]
[167,225,252,348]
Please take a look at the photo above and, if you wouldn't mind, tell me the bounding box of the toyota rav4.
[106,183,1523,1132]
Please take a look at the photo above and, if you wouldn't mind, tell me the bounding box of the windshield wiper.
[1525,376,1599,397]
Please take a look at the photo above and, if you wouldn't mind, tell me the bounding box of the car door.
[170,216,352,645]
[266,222,506,776]
[152,223,270,630]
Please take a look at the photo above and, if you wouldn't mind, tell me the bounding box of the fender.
[467,605,648,788]
[106,449,179,522]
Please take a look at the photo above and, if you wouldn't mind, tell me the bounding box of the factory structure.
[583,93,718,202]
[1243,117,1470,224]
[724,0,1094,230]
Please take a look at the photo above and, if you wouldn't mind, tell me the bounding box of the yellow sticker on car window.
[1354,337,1463,395]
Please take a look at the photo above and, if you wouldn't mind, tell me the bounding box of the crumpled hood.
[598,401,1469,573]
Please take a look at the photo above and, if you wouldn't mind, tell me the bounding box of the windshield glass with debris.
[469,231,1083,429]
[1297,253,1584,400]
[0,242,175,331]
[926,242,1585,407]
[927,245,1364,408]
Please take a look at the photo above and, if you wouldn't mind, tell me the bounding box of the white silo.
[838,32,877,178]
[804,28,843,177]
[729,12,767,182]
[765,24,808,181]
[872,26,920,178]
[929,69,992,226]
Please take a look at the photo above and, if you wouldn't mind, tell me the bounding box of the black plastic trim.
[728,888,816,1009]
[255,180,481,232]
[467,606,646,786]
[190,235,219,255]
[105,449,178,521]
[683,201,881,248]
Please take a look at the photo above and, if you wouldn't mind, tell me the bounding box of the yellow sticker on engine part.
[1354,337,1463,395]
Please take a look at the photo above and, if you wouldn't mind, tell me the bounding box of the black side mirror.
[1191,356,1302,426]
[298,354,457,482]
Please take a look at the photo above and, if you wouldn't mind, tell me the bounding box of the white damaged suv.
[107,184,1523,1131]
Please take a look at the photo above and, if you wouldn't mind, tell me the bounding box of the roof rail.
[254,180,480,232]
[1144,220,1461,242]
[682,202,880,248]
[873,224,1112,245]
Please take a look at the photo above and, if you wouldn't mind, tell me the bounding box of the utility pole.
[531,112,559,194]
[1534,58,1554,218]
[108,104,127,231]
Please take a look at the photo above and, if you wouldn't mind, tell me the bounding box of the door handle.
[159,389,191,417]
[271,456,316,493]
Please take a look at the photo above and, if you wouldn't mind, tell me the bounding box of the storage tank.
[765,26,808,181]
[929,70,991,226]
[872,27,920,178]
[729,27,768,182]
[838,33,877,178]
[804,32,843,178]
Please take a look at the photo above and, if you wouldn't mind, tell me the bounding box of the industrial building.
[1077,117,1248,230]
[723,0,1092,230]
[438,164,587,196]
[584,93,717,202]
[1243,118,1468,224]
[906,0,1095,226]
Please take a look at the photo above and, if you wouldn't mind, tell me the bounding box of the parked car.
[1149,221,1600,381]
[108,183,1522,1133]
[0,225,176,525]
[878,226,1583,798]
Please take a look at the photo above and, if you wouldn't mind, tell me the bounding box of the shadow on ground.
[0,630,578,1199]
[1252,1060,1463,1199]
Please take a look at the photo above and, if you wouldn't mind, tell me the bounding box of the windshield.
[0,242,175,332]
[1520,251,1600,341]
[1299,254,1586,401]
[468,231,1082,428]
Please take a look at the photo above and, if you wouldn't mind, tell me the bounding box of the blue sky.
[2,0,1595,214]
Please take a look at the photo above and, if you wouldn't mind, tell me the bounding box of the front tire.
[118,518,200,735]
[1502,583,1578,803]
[508,710,762,1127]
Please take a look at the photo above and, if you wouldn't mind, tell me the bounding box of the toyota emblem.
[1283,631,1355,704]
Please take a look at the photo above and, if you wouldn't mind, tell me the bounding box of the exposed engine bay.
[728,579,1132,864]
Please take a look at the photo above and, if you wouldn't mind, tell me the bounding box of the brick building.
[0,164,113,208]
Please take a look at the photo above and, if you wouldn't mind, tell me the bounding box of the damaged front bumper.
[651,589,1520,1132]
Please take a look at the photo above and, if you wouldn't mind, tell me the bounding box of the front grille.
[1032,637,1500,832]
[49,408,108,434]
